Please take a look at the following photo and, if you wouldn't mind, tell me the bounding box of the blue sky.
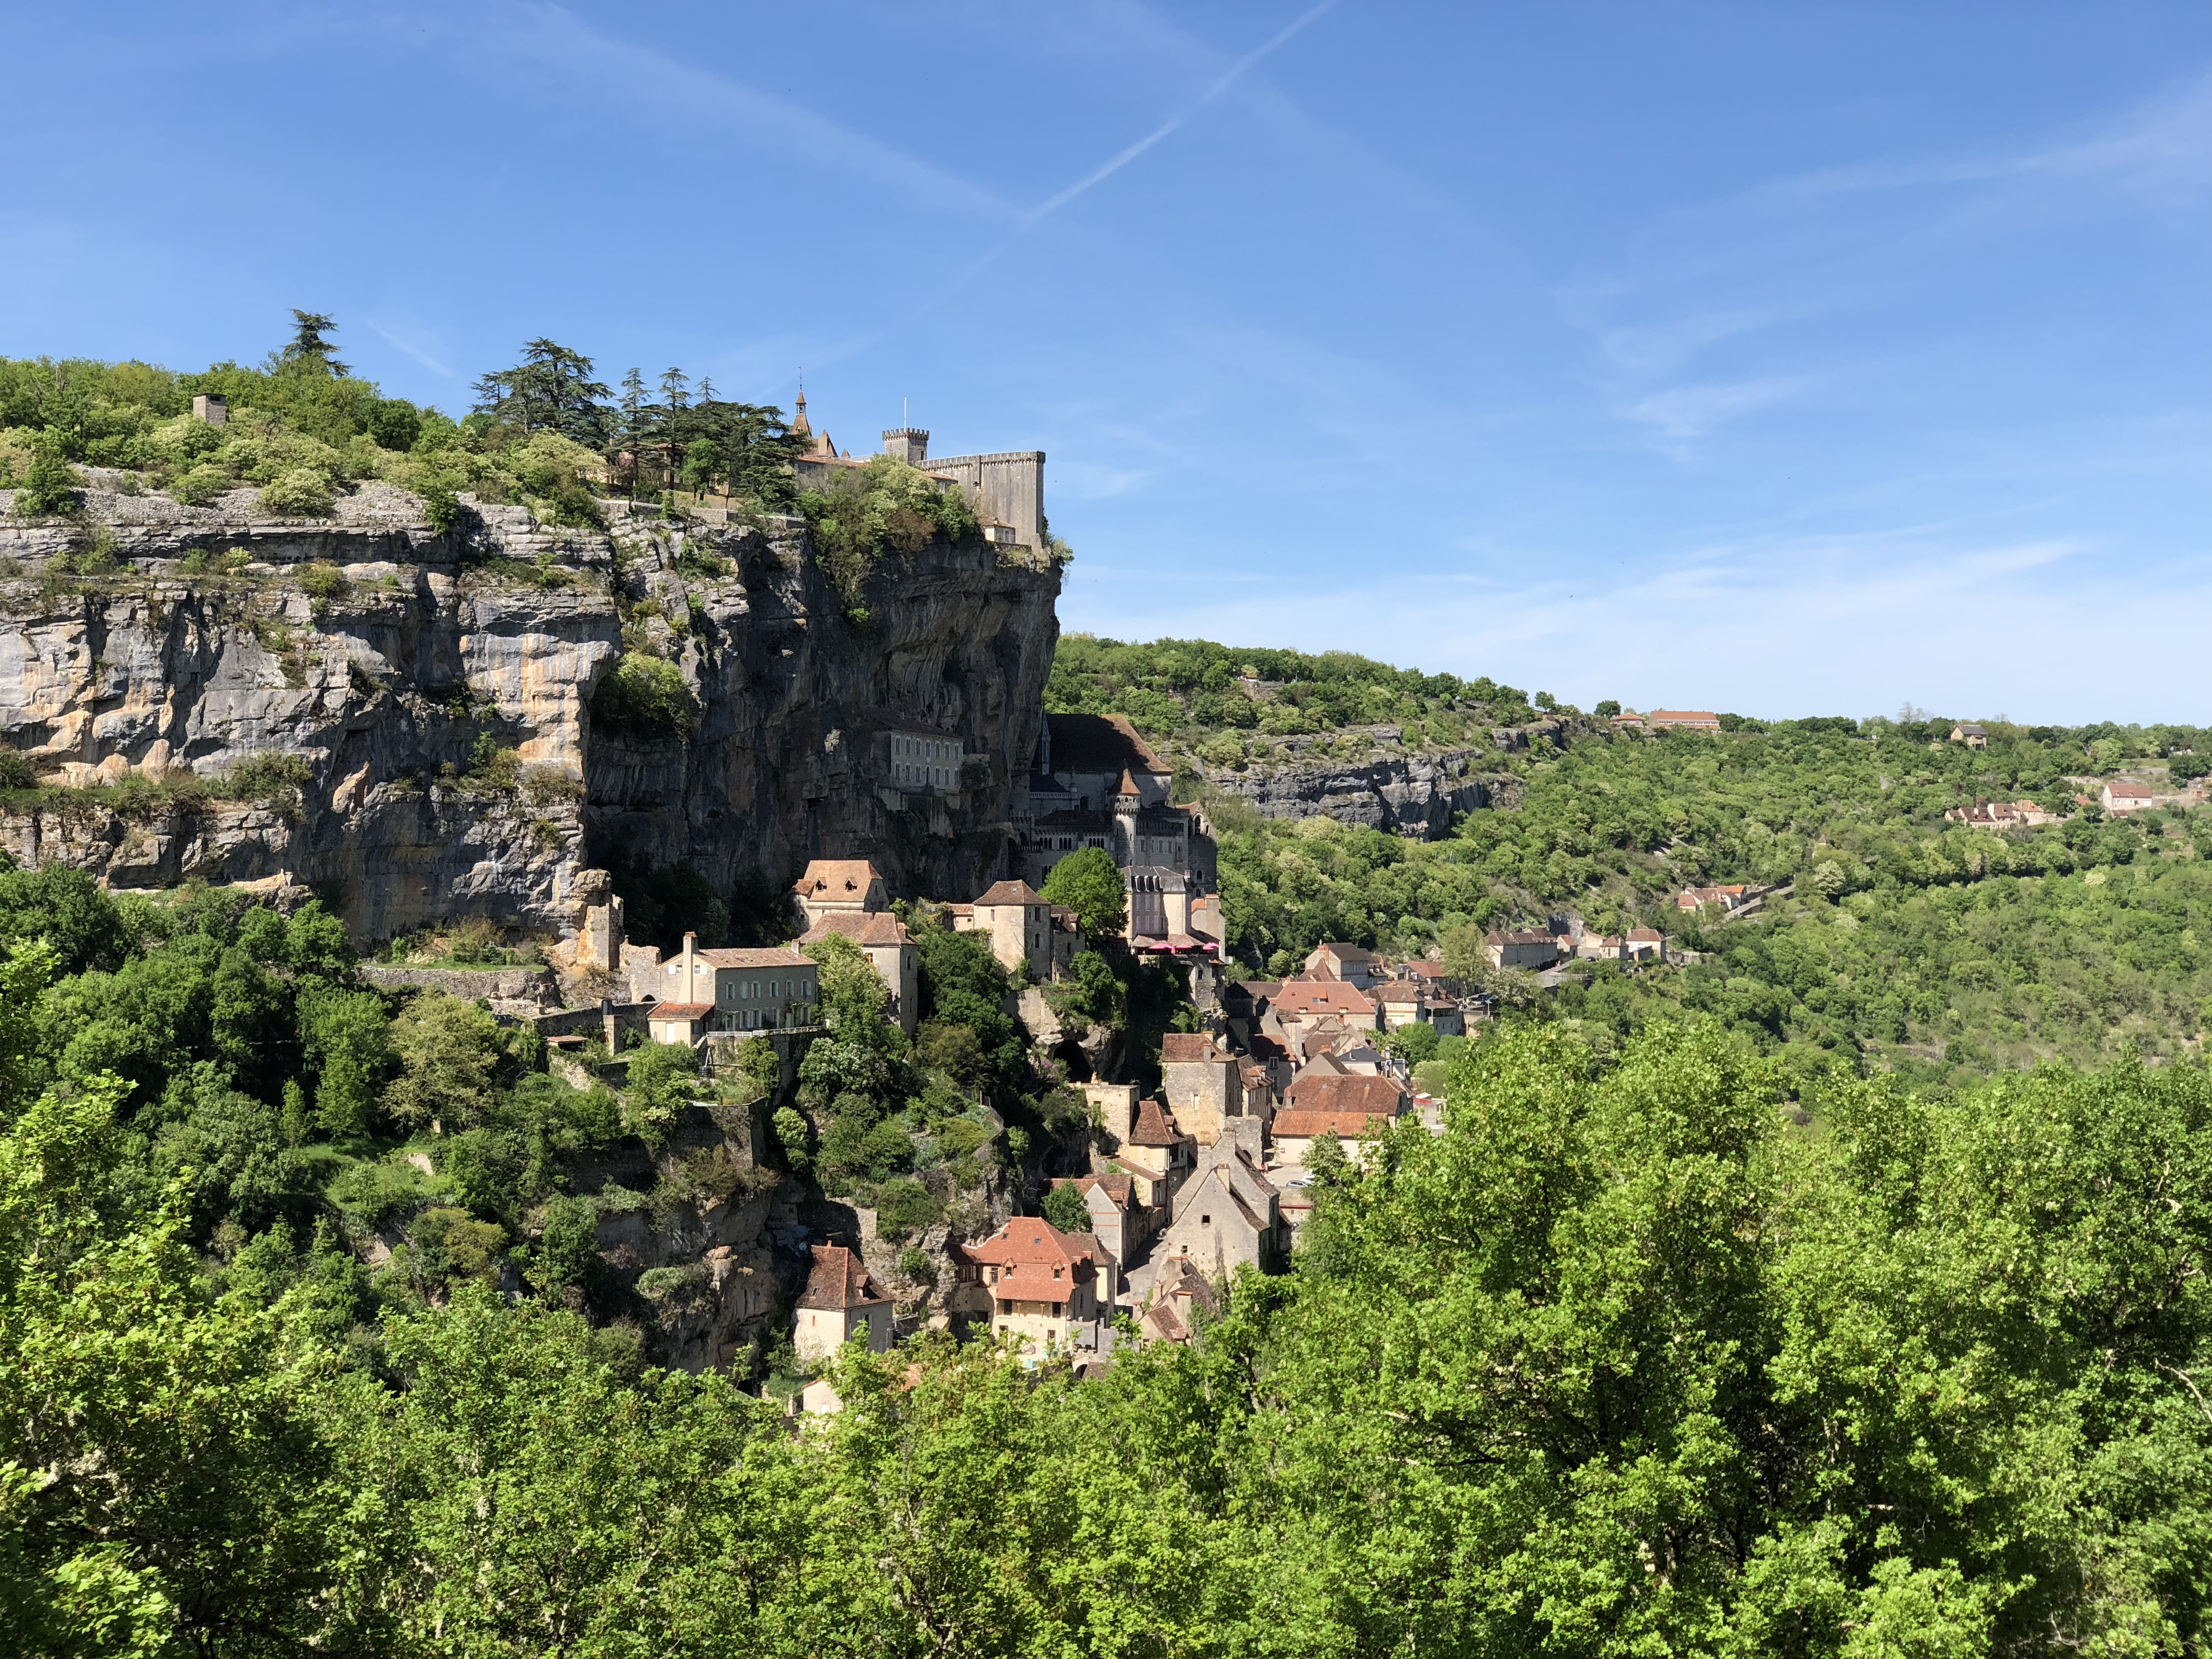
[4,2,2206,723]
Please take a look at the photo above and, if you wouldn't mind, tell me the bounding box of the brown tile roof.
[973,879,1045,906]
[650,1001,715,1018]
[1274,1108,1397,1139]
[1274,982,1379,1018]
[1128,1099,1185,1146]
[1046,712,1165,776]
[1375,980,1426,1003]
[1283,1072,1406,1119]
[791,859,883,899]
[1626,927,1664,942]
[1053,1172,1134,1208]
[1160,1033,1225,1063]
[1402,959,1447,980]
[967,1218,1100,1304]
[1311,942,1376,963]
[800,911,912,948]
[1485,930,1555,946]
[797,1244,890,1311]
[1646,710,1722,727]
[696,946,814,968]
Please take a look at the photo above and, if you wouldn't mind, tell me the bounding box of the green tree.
[1041,844,1128,938]
[382,993,517,1133]
[622,1041,699,1146]
[11,432,81,520]
[1040,1182,1091,1234]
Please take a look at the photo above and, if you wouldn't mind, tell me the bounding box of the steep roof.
[966,1218,1099,1303]
[973,878,1045,907]
[1283,1072,1406,1119]
[791,860,883,901]
[1128,1099,1186,1146]
[1627,927,1664,942]
[797,1244,889,1311]
[1115,768,1142,798]
[799,910,912,948]
[1045,712,1166,776]
[1310,942,1377,963]
[1053,1172,1134,1208]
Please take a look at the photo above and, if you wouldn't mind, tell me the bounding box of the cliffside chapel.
[1015,713,1223,958]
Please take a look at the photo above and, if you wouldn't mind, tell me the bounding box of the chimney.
[191,393,227,427]
[682,931,698,998]
[881,427,928,465]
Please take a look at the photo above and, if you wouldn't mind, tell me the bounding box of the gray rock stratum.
[0,477,1062,946]
[1194,746,1520,837]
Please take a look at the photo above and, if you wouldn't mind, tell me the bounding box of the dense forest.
[6,940,2208,1654]
[1053,638,2211,1095]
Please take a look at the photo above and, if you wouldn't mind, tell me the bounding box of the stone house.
[1485,930,1561,971]
[791,859,888,929]
[962,1219,1113,1352]
[1048,1171,1151,1267]
[1625,926,1665,962]
[794,1244,894,1363]
[1301,942,1381,988]
[1676,885,1750,912]
[646,1002,715,1046]
[1108,1097,1194,1208]
[1272,979,1381,1040]
[1154,1121,1290,1279]
[1160,1031,1259,1145]
[1645,710,1722,731]
[1272,1073,1407,1168]
[956,878,1056,980]
[1137,1254,1222,1347]
[632,936,819,1031]
[1950,723,1988,749]
[2103,780,2156,813]
[799,909,919,1035]
[881,724,965,798]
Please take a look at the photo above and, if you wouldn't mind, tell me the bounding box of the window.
[1200,1214,1211,1225]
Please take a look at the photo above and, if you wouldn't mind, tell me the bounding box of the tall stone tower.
[881,427,929,465]
[1112,768,1141,867]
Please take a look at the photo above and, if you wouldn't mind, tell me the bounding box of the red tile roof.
[973,879,1045,906]
[650,1001,715,1018]
[1274,982,1379,1018]
[797,1244,889,1311]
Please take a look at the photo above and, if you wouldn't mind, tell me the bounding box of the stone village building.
[958,1218,1115,1352]
[626,934,819,1032]
[794,1244,894,1363]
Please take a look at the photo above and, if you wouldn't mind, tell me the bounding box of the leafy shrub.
[1041,1182,1092,1234]
[258,467,334,518]
[519,765,583,806]
[170,463,231,506]
[898,1245,935,1286]
[0,749,38,790]
[800,455,980,609]
[216,751,314,810]
[367,398,422,451]
[12,434,81,519]
[874,1178,942,1243]
[591,651,696,743]
[419,474,462,534]
[298,561,348,600]
[326,1157,434,1233]
[634,1264,707,1301]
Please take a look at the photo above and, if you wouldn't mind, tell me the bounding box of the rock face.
[1197,747,1512,838]
[0,481,1063,945]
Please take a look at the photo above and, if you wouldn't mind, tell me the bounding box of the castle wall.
[927,451,1045,553]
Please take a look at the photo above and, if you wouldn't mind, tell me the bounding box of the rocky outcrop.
[1197,746,1514,838]
[0,479,1062,948]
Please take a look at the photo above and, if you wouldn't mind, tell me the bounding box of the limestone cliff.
[1193,740,1519,837]
[0,473,1063,943]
